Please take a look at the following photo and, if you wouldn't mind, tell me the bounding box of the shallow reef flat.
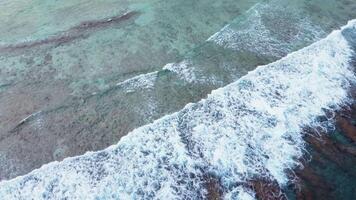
[1,0,356,181]
[0,0,260,179]
[0,18,355,199]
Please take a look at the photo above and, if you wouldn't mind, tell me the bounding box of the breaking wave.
[115,71,159,93]
[207,3,325,57]
[0,20,355,200]
[116,1,328,93]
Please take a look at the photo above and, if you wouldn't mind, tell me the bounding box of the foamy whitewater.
[207,3,325,57]
[0,20,355,199]
[116,71,159,93]
[98,1,327,93]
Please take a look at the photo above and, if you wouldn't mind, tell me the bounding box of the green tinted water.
[0,0,260,179]
[0,0,355,185]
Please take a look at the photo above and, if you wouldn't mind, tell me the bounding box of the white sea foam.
[115,57,218,93]
[223,187,256,200]
[116,71,158,93]
[0,20,355,200]
[163,60,223,85]
[113,1,326,90]
[208,3,325,57]
[163,60,197,83]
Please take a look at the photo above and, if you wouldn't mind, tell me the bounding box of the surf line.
[0,19,355,200]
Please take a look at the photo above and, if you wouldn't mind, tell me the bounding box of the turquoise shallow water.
[0,0,355,199]
[0,0,260,179]
[1,0,356,180]
[0,18,355,199]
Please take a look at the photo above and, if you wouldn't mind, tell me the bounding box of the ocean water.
[0,0,259,94]
[0,0,355,199]
[0,18,355,199]
[1,0,356,181]
[0,0,356,179]
[0,0,260,179]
